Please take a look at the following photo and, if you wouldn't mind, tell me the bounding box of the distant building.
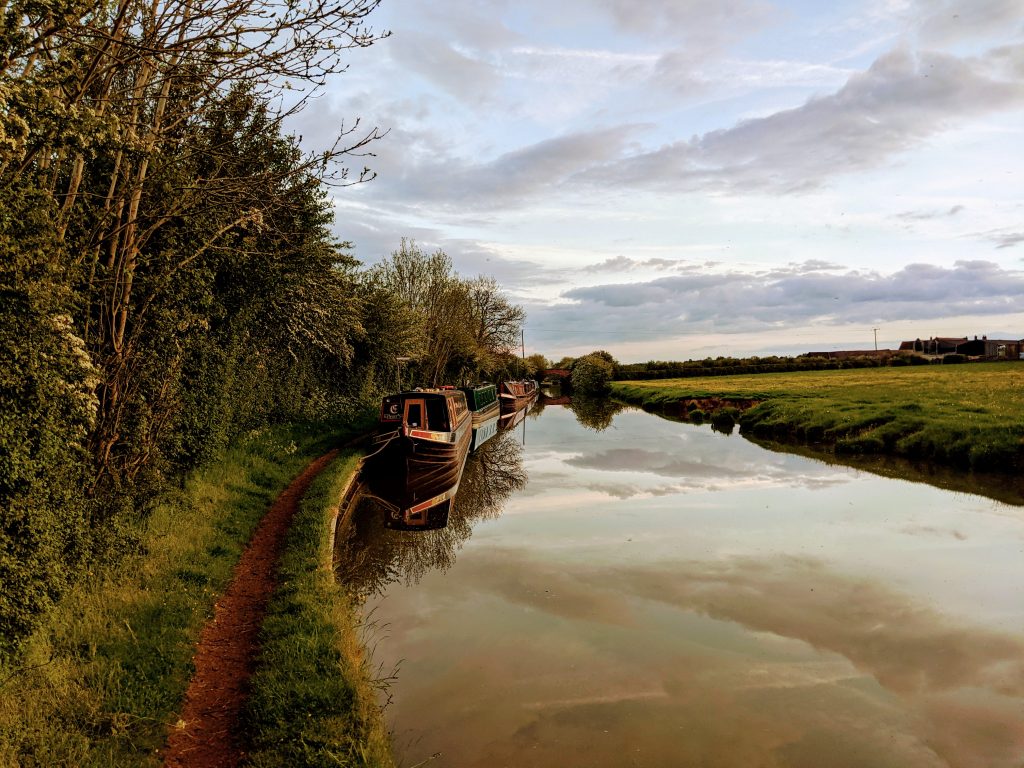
[903,337,968,355]
[955,336,1024,359]
[896,335,1024,359]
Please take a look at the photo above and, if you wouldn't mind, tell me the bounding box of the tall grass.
[611,362,1024,471]
[0,423,342,767]
[244,453,395,768]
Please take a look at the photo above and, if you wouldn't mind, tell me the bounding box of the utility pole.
[872,328,879,351]
[521,329,525,360]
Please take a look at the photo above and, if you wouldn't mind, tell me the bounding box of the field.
[611,362,1024,471]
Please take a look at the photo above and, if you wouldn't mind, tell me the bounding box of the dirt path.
[162,449,340,768]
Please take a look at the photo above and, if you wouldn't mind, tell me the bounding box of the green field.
[611,362,1024,471]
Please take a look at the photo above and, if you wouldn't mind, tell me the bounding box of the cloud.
[582,255,699,273]
[895,204,966,221]
[592,0,775,43]
[353,42,1024,216]
[364,123,643,212]
[391,33,502,105]
[526,260,1024,346]
[992,232,1024,250]
[581,46,1024,195]
[915,0,1024,46]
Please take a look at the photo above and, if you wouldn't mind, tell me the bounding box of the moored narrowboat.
[379,388,473,479]
[499,379,538,405]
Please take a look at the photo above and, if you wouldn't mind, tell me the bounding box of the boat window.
[453,394,468,422]
[404,400,425,428]
[426,398,448,430]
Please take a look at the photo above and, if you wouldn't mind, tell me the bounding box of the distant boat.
[499,379,538,406]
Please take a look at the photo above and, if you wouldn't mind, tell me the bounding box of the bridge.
[540,368,570,379]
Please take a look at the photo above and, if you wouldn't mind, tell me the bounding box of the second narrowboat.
[459,383,500,424]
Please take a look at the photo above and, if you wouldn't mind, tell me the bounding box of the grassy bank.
[611,362,1024,472]
[244,451,393,767]
[0,421,368,766]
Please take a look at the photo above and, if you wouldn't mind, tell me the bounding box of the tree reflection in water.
[335,428,527,602]
[567,395,627,431]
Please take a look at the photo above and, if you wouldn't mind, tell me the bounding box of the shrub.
[570,354,616,395]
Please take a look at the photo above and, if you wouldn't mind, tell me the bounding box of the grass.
[0,420,372,767]
[611,362,1024,472]
[243,453,395,768]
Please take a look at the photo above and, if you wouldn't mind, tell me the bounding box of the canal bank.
[610,362,1024,473]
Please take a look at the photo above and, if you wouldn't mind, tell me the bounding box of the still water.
[335,399,1024,768]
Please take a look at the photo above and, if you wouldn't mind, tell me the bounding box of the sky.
[291,0,1024,363]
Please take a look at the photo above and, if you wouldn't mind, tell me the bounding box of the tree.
[370,241,525,386]
[467,276,525,377]
[525,353,550,378]
[570,352,618,395]
[0,0,388,654]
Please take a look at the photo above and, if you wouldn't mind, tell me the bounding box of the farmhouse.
[897,337,967,355]
[897,335,1024,359]
[954,336,1024,359]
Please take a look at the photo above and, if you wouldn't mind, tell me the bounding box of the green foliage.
[0,181,93,657]
[0,424,339,766]
[617,353,907,380]
[570,351,618,395]
[369,240,525,386]
[525,353,550,377]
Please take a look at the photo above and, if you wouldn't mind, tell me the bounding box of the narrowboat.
[459,383,500,425]
[378,388,473,481]
[498,379,538,406]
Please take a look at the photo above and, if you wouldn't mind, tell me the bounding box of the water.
[335,400,1024,768]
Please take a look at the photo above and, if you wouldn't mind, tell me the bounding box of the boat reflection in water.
[334,424,527,600]
[498,381,539,433]
[359,384,508,532]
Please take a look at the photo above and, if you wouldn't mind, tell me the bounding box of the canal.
[335,397,1024,768]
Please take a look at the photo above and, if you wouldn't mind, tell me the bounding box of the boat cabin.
[499,379,538,400]
[459,383,498,412]
[380,389,470,441]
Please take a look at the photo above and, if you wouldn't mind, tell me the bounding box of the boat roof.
[390,388,465,398]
